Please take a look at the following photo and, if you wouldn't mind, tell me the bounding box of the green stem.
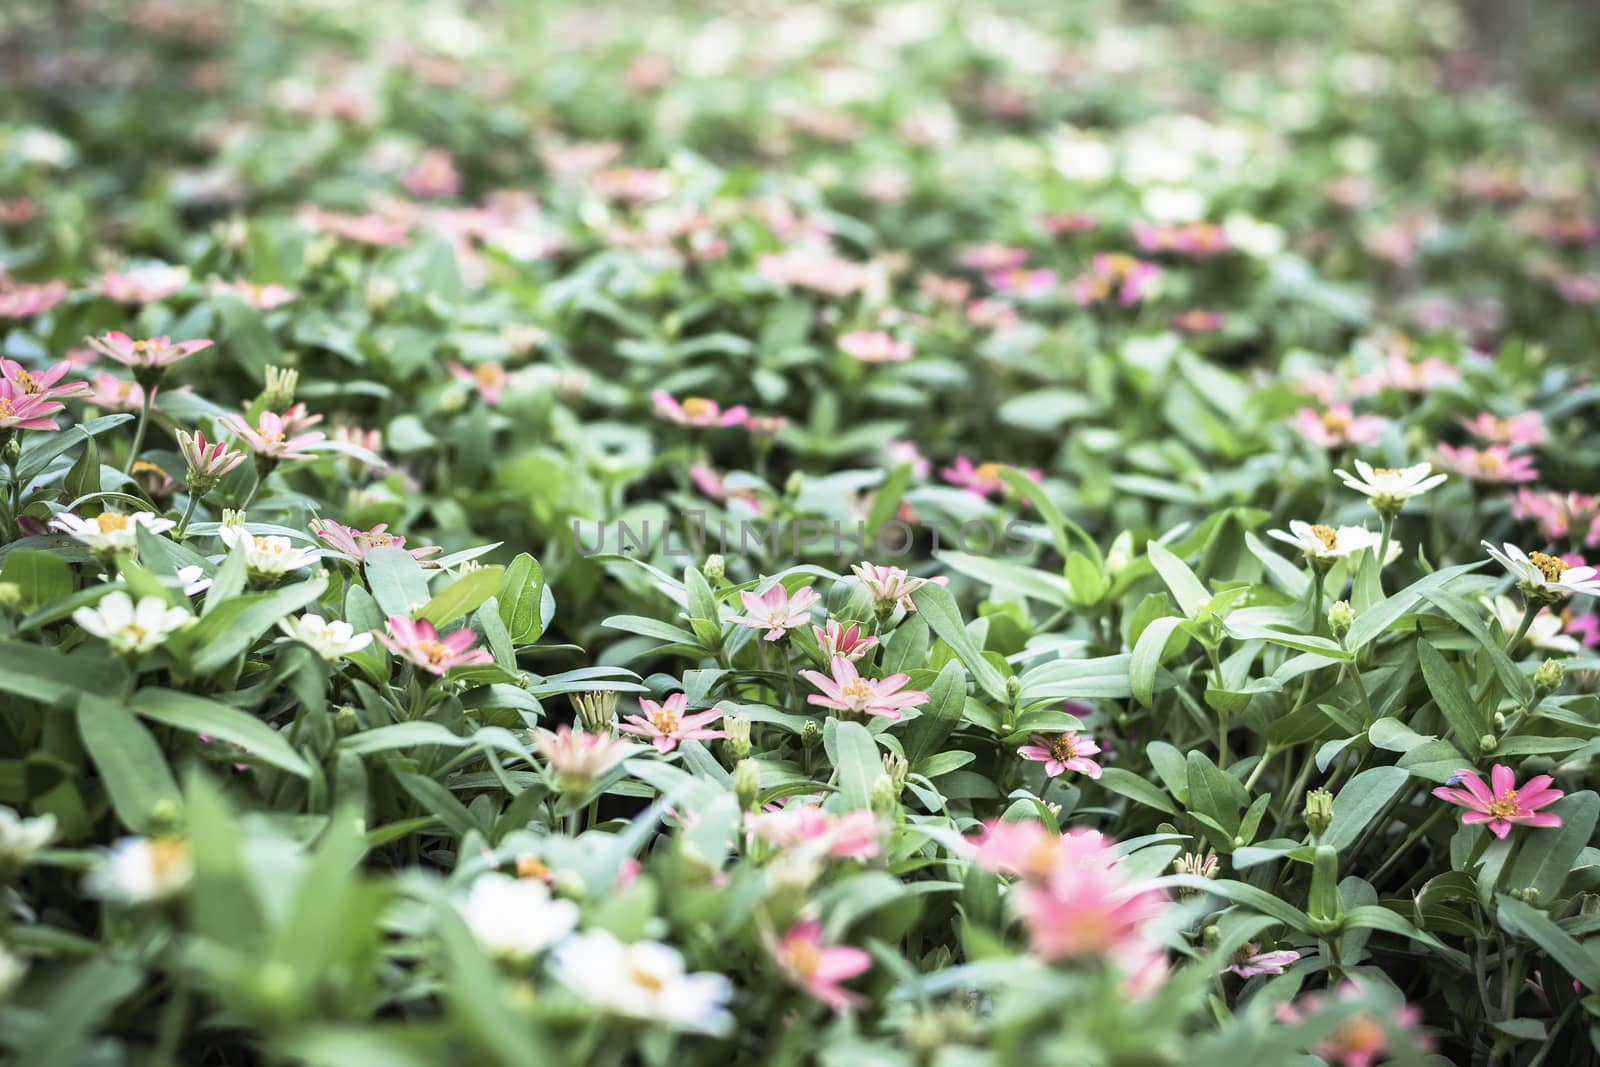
[123,390,155,475]
[1506,598,1540,653]
[1374,510,1396,594]
[174,493,201,540]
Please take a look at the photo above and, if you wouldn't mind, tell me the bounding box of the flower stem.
[123,390,155,475]
[174,493,201,540]
[1374,510,1396,593]
[1506,598,1539,653]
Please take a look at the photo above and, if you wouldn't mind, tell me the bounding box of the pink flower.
[0,280,69,319]
[1171,309,1226,333]
[851,562,948,612]
[0,389,63,432]
[175,428,248,481]
[1459,411,1546,448]
[1291,405,1387,449]
[0,359,90,403]
[592,167,672,203]
[958,243,1027,272]
[310,520,443,564]
[838,330,913,363]
[94,265,189,304]
[730,583,820,641]
[964,297,1022,331]
[1041,212,1098,235]
[86,332,213,373]
[1358,351,1460,394]
[297,205,411,246]
[764,920,872,1012]
[375,615,493,676]
[1131,221,1228,257]
[744,414,789,440]
[532,725,637,784]
[966,819,1072,881]
[688,464,763,515]
[798,656,928,720]
[747,803,881,861]
[757,249,869,298]
[402,148,461,199]
[651,391,749,428]
[448,361,509,404]
[618,693,725,753]
[1227,942,1300,978]
[1566,613,1600,648]
[940,457,1042,498]
[1432,764,1564,839]
[1555,273,1600,304]
[886,440,930,479]
[985,267,1057,299]
[1275,981,1430,1067]
[1434,443,1539,484]
[813,620,878,662]
[1018,732,1102,779]
[220,409,325,460]
[1070,253,1162,306]
[1511,490,1600,547]
[209,278,297,310]
[85,373,145,413]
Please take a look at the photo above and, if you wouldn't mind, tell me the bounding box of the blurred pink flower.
[1291,405,1387,449]
[86,373,145,413]
[730,583,820,641]
[1171,309,1226,333]
[0,359,89,403]
[1434,442,1538,484]
[1131,221,1228,257]
[533,724,637,783]
[941,457,1040,498]
[449,360,509,404]
[209,278,296,310]
[1071,253,1162,306]
[652,391,748,427]
[838,329,912,363]
[958,243,1027,272]
[747,803,880,861]
[619,693,724,753]
[799,656,928,720]
[311,519,442,564]
[851,562,947,611]
[1511,490,1600,546]
[402,148,462,199]
[94,265,189,304]
[1459,411,1546,448]
[1432,764,1563,839]
[1275,980,1430,1067]
[0,280,69,319]
[1227,942,1300,978]
[764,920,872,1012]
[86,332,213,373]
[985,266,1057,299]
[297,205,411,246]
[220,409,324,460]
[376,615,493,675]
[1018,731,1102,779]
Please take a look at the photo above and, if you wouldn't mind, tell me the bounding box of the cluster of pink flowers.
[1069,253,1162,306]
[1131,221,1228,257]
[297,205,412,247]
[968,821,1168,988]
[958,243,1026,272]
[1512,490,1600,546]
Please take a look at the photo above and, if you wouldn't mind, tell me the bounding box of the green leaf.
[0,640,128,705]
[1506,791,1599,904]
[0,549,71,610]
[182,576,328,675]
[832,720,882,811]
[1323,766,1408,851]
[14,413,133,482]
[76,693,181,832]
[864,463,913,537]
[395,771,484,839]
[1000,467,1099,566]
[1496,895,1600,990]
[909,582,1008,704]
[899,660,968,767]
[1098,767,1177,815]
[496,553,545,643]
[1147,541,1209,618]
[877,614,928,675]
[129,689,311,778]
[364,546,432,619]
[1130,615,1186,707]
[1418,641,1488,758]
[416,566,505,628]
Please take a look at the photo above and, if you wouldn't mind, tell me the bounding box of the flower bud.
[334,705,360,737]
[881,752,909,792]
[733,759,761,811]
[0,582,21,611]
[722,714,751,760]
[364,275,399,311]
[1201,924,1222,949]
[1005,675,1022,703]
[870,773,899,816]
[1508,886,1542,906]
[1,435,21,466]
[784,471,806,498]
[1307,844,1344,934]
[571,690,619,733]
[1534,658,1564,697]
[1480,734,1498,754]
[703,554,725,584]
[1303,788,1334,839]
[801,719,822,750]
[260,365,298,412]
[1105,530,1133,575]
[1327,599,1354,639]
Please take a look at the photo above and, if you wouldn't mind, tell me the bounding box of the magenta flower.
[375,615,493,676]
[0,280,69,320]
[1,359,89,403]
[747,803,881,861]
[1227,942,1300,978]
[1432,764,1564,839]
[1275,980,1431,1067]
[940,456,1042,498]
[1434,443,1539,484]
[799,656,928,720]
[764,920,872,1012]
[618,693,725,753]
[1291,405,1387,449]
[310,520,443,565]
[220,409,325,460]
[86,332,213,373]
[448,361,509,405]
[730,583,820,641]
[838,329,913,364]
[1018,732,1103,779]
[0,389,64,432]
[813,620,878,662]
[651,390,749,428]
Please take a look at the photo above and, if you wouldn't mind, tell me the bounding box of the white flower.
[1334,460,1447,511]
[554,929,733,1036]
[176,565,212,596]
[1052,131,1114,182]
[1141,186,1206,223]
[0,806,55,873]
[0,944,24,1000]
[85,836,192,903]
[1486,596,1580,653]
[1223,212,1287,258]
[218,526,320,579]
[276,613,374,661]
[1267,521,1397,563]
[72,592,192,654]
[1483,542,1600,603]
[456,872,579,961]
[50,511,174,553]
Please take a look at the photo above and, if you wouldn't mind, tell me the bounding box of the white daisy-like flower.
[218,526,320,579]
[277,613,373,661]
[1485,595,1580,654]
[176,565,212,596]
[455,872,579,961]
[1333,460,1447,512]
[49,511,174,553]
[71,592,192,654]
[1267,521,1398,563]
[553,929,734,1036]
[1483,542,1600,603]
[0,806,55,874]
[85,836,193,903]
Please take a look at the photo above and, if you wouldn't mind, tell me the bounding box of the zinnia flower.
[220,409,325,460]
[0,359,90,403]
[940,457,1041,498]
[851,562,948,612]
[86,332,212,375]
[310,520,442,564]
[1291,405,1387,449]
[448,360,510,404]
[1486,596,1579,654]
[0,806,56,875]
[651,391,749,427]
[1227,942,1300,978]
[1333,460,1447,511]
[218,526,320,579]
[746,803,880,860]
[798,656,928,720]
[813,619,878,661]
[0,389,63,432]
[85,836,193,903]
[553,930,732,1036]
[1460,411,1546,448]
[86,373,145,413]
[763,919,872,1012]
[1510,490,1600,547]
[50,511,175,554]
[533,725,637,786]
[1267,521,1393,564]
[729,583,820,641]
[456,872,579,961]
[277,613,373,661]
[1018,731,1103,779]
[1432,764,1564,839]
[94,265,189,304]
[376,615,493,676]
[1483,542,1600,602]
[209,278,297,310]
[72,592,192,654]
[0,280,68,319]
[175,428,248,486]
[838,330,913,363]
[618,693,725,753]
[1434,443,1538,484]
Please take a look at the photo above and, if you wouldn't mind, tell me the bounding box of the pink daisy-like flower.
[746,803,881,861]
[0,389,63,432]
[1434,443,1539,484]
[798,656,928,720]
[966,819,1075,882]
[209,278,297,311]
[375,615,493,676]
[1275,980,1431,1067]
[220,409,325,460]
[689,464,764,515]
[1459,411,1546,448]
[85,373,145,413]
[0,359,90,403]
[763,920,872,1012]
[85,332,213,374]
[958,242,1027,272]
[1018,732,1102,779]
[310,519,443,564]
[651,391,749,428]
[985,267,1058,299]
[729,583,820,641]
[838,330,913,364]
[1291,405,1387,449]
[851,562,948,612]
[532,725,638,785]
[618,693,725,754]
[1511,490,1600,547]
[402,148,462,199]
[0,280,69,320]
[813,619,878,662]
[94,265,189,304]
[1227,942,1300,978]
[297,205,411,247]
[1070,253,1162,306]
[940,456,1042,498]
[448,361,509,405]
[1432,764,1564,839]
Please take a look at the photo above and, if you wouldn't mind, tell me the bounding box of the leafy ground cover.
[2,1,1600,1064]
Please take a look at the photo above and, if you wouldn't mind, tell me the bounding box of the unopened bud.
[261,365,298,412]
[364,275,399,311]
[1307,844,1344,934]
[1509,886,1542,906]
[1479,733,1498,753]
[1534,658,1564,696]
[784,471,805,498]
[1105,530,1133,575]
[571,691,618,733]
[221,509,247,528]
[1005,676,1022,703]
[733,759,761,811]
[0,582,21,610]
[881,752,909,792]
[870,773,899,816]
[722,714,751,760]
[1328,599,1354,638]
[801,719,821,750]
[1201,924,1222,949]
[703,554,725,584]
[334,705,359,737]
[1304,788,1334,839]
[1171,850,1220,897]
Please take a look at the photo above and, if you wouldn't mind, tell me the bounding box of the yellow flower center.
[132,461,164,478]
[13,368,39,393]
[975,461,1004,482]
[0,398,13,419]
[1529,551,1567,582]
[150,837,190,881]
[475,364,505,387]
[1331,1015,1386,1055]
[1320,410,1349,433]
[784,938,822,980]
[1480,451,1502,473]
[1486,790,1519,819]
[1372,467,1399,477]
[515,854,550,880]
[681,397,716,419]
[630,965,667,992]
[418,640,449,665]
[650,706,683,734]
[840,678,875,705]
[132,339,168,355]
[1048,734,1081,762]
[1310,524,1338,550]
[95,513,133,533]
